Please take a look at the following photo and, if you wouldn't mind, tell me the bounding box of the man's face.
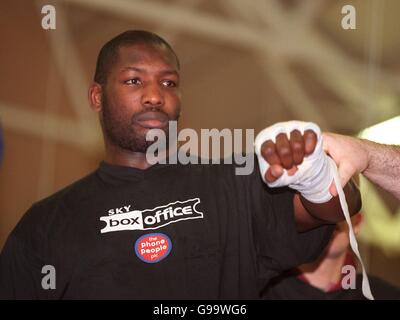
[101,43,181,153]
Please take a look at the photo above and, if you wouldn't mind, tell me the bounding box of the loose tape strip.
[328,156,374,300]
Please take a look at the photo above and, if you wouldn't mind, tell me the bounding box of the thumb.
[322,132,331,154]
[337,161,354,188]
[329,161,353,197]
[329,181,338,197]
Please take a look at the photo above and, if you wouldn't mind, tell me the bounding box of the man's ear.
[88,82,103,112]
[352,212,363,235]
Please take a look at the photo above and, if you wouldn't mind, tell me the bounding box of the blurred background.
[0,0,399,287]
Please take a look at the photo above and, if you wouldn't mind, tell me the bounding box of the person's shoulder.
[262,271,330,300]
[357,274,400,300]
[34,171,98,210]
[13,171,98,237]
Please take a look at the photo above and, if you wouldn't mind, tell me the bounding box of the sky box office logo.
[100,198,203,234]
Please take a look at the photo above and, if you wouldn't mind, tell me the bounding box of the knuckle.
[279,147,291,157]
[305,130,317,140]
[291,142,303,152]
[291,129,301,136]
[261,146,275,158]
[277,133,287,139]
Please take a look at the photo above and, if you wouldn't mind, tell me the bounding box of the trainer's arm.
[323,133,400,200]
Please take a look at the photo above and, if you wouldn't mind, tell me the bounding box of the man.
[0,30,360,299]
[263,213,400,299]
[323,133,400,200]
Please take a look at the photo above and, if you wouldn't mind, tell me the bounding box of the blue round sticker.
[134,233,172,263]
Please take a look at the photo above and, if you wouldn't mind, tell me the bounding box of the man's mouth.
[132,111,169,129]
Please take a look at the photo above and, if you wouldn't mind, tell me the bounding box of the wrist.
[291,154,335,204]
[359,138,376,176]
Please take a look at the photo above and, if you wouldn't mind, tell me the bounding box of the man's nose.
[141,83,164,109]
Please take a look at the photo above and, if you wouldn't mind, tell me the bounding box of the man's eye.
[162,80,176,87]
[125,78,141,85]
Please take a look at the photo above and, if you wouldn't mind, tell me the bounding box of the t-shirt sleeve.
[242,158,334,279]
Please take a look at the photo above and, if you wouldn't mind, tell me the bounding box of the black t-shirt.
[262,272,400,300]
[0,159,333,299]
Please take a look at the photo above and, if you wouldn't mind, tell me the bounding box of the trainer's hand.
[322,132,369,196]
[260,129,318,183]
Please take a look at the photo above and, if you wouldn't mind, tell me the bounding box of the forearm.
[362,140,400,200]
[294,179,361,232]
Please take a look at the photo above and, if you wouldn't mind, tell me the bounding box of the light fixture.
[358,116,400,145]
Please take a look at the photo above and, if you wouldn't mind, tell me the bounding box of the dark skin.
[261,130,361,232]
[89,43,361,232]
[88,43,181,169]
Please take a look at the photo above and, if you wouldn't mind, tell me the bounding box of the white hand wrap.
[254,121,335,203]
[254,120,374,300]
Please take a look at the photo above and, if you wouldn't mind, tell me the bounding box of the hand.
[322,133,369,196]
[260,129,318,183]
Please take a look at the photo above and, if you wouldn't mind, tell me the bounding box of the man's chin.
[136,125,170,145]
[105,124,171,154]
[120,137,168,154]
